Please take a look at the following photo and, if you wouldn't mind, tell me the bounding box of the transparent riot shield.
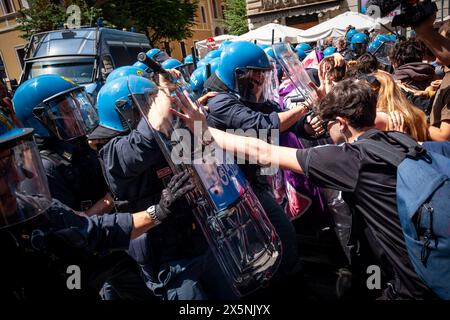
[272,43,319,110]
[131,87,282,297]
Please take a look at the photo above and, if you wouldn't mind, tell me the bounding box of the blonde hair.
[373,71,428,141]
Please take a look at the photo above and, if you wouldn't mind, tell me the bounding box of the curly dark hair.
[320,56,347,82]
[356,53,379,74]
[319,79,377,130]
[390,39,424,67]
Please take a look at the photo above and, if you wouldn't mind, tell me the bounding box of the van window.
[27,57,95,84]
[108,42,152,67]
[109,45,132,67]
[127,45,149,62]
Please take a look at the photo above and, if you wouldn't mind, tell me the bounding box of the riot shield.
[272,43,319,110]
[371,42,394,67]
[131,86,282,297]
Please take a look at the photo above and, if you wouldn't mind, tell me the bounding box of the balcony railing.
[248,0,338,17]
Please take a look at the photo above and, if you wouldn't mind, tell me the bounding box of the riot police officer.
[203,41,304,279]
[0,116,191,300]
[344,32,369,61]
[12,75,112,215]
[90,74,237,300]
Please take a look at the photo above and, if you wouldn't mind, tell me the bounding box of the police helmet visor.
[33,87,99,141]
[153,51,170,64]
[374,42,394,66]
[184,63,195,77]
[0,139,51,229]
[176,64,193,83]
[235,68,274,104]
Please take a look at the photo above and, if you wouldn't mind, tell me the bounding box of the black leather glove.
[155,171,195,221]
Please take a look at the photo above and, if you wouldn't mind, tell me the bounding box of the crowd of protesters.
[0,13,449,302]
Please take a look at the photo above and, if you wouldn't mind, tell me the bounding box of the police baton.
[137,51,176,83]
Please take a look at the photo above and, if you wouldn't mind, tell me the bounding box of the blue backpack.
[358,131,450,300]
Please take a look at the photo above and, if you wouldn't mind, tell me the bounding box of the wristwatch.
[146,205,161,226]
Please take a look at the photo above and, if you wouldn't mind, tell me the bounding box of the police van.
[19,27,151,100]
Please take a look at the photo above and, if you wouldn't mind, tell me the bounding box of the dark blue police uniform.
[99,119,236,300]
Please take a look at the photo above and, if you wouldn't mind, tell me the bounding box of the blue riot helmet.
[346,28,358,43]
[263,47,275,60]
[183,54,199,65]
[350,33,369,56]
[371,34,395,53]
[106,66,149,83]
[0,113,52,229]
[371,34,395,65]
[264,47,283,81]
[203,57,220,82]
[146,48,170,64]
[162,58,193,82]
[133,61,149,72]
[196,59,207,69]
[13,75,98,141]
[323,46,337,57]
[189,66,206,96]
[258,44,270,50]
[367,42,377,53]
[183,54,199,76]
[216,41,274,103]
[295,43,312,53]
[162,58,183,70]
[204,49,222,62]
[219,40,233,51]
[90,75,157,139]
[388,34,398,42]
[296,49,307,61]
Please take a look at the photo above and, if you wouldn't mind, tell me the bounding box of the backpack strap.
[383,132,427,159]
[354,131,426,167]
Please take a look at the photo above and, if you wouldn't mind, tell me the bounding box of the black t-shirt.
[296,129,434,299]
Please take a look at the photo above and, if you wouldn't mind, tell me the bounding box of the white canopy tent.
[297,11,391,43]
[232,23,303,45]
[195,34,237,58]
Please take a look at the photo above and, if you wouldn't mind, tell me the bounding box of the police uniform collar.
[40,138,75,162]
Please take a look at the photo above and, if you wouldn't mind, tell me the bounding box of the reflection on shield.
[373,42,394,66]
[272,43,319,111]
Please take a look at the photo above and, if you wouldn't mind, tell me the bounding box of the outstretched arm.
[171,90,304,173]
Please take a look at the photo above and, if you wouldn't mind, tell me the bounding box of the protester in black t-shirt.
[173,80,437,299]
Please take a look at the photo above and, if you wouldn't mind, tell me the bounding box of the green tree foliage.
[17,0,198,45]
[100,0,198,45]
[16,0,66,39]
[223,0,248,35]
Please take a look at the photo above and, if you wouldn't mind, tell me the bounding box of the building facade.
[0,0,27,85]
[166,0,225,61]
[246,0,450,31]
